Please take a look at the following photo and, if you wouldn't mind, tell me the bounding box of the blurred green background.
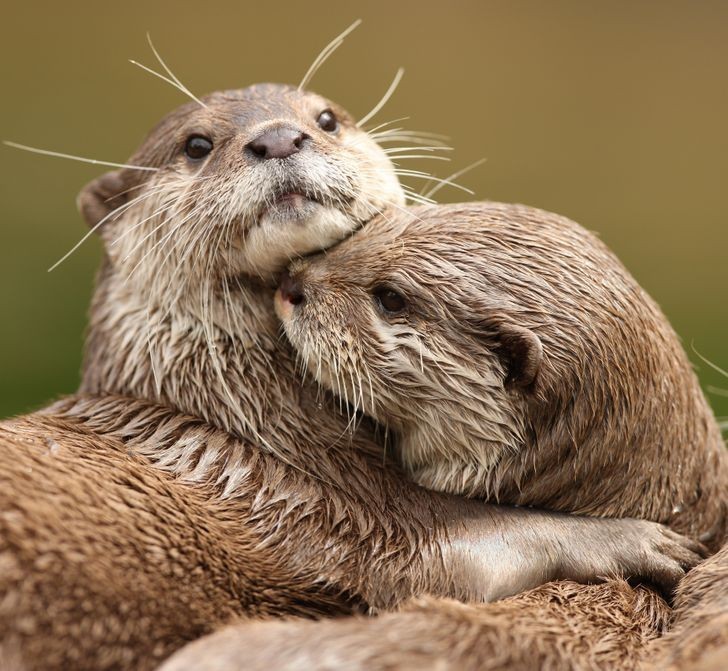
[1,0,726,421]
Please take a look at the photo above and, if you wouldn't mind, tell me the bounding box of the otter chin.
[279,202,728,548]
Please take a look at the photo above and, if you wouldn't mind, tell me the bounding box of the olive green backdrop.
[1,0,727,421]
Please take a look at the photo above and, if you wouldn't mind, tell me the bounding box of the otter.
[1,84,700,671]
[278,202,727,545]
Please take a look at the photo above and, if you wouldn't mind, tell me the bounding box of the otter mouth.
[260,188,322,223]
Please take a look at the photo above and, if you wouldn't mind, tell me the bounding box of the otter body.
[0,402,357,670]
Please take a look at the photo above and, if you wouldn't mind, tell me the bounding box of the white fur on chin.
[239,205,358,279]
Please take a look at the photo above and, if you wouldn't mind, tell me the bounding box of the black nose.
[247,127,307,160]
[279,271,305,306]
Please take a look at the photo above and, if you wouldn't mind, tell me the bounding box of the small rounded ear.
[469,314,543,390]
[76,170,128,231]
[497,322,543,389]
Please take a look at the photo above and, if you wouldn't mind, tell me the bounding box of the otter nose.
[247,127,307,160]
[279,271,305,306]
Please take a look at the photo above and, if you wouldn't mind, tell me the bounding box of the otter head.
[276,204,546,497]
[78,83,404,301]
[76,83,406,439]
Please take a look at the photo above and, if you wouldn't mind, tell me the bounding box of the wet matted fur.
[1,83,704,670]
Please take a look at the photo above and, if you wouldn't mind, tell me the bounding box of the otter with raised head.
[0,84,699,671]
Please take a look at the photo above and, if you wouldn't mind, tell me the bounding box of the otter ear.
[495,322,543,390]
[77,170,128,231]
[470,315,543,390]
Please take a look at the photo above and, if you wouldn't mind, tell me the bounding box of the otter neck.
[80,258,372,478]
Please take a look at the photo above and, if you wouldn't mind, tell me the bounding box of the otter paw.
[619,520,707,598]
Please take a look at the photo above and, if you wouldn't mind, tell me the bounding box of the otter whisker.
[391,155,451,162]
[3,141,158,172]
[130,33,206,108]
[121,212,174,265]
[372,128,449,139]
[422,158,486,199]
[156,201,212,304]
[363,116,410,135]
[47,186,164,272]
[298,19,362,91]
[392,169,474,196]
[691,345,728,379]
[109,196,175,247]
[383,146,453,154]
[357,68,405,128]
[105,180,153,202]
[164,181,226,269]
[367,127,406,140]
[354,367,366,426]
[125,202,199,284]
[352,176,437,206]
[401,190,438,207]
[363,364,376,415]
[370,129,449,144]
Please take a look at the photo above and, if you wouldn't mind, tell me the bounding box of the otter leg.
[158,581,670,671]
[429,500,705,603]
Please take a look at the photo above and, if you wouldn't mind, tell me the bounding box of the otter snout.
[275,271,306,321]
[279,271,305,305]
[247,126,308,160]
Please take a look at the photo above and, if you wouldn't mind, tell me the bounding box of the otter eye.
[373,286,407,315]
[316,109,339,133]
[184,135,213,160]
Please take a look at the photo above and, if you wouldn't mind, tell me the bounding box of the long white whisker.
[122,214,172,264]
[298,19,362,91]
[47,187,162,272]
[422,158,486,199]
[370,129,449,143]
[110,198,172,247]
[384,146,453,154]
[402,191,438,206]
[143,33,206,108]
[691,345,728,379]
[391,155,451,162]
[4,141,157,172]
[129,60,191,98]
[363,117,410,135]
[392,169,474,195]
[357,67,405,128]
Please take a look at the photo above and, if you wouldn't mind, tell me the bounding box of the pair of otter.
[2,65,726,670]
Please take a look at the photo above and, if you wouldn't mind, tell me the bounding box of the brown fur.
[160,581,674,671]
[160,549,728,671]
[0,409,353,670]
[1,89,699,670]
[646,543,728,670]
